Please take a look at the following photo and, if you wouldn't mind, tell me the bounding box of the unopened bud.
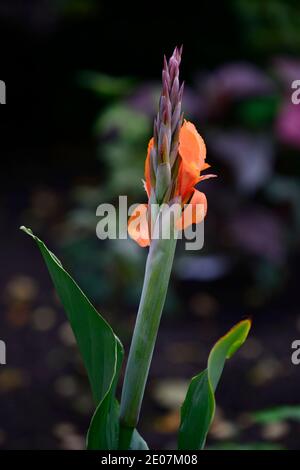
[156,162,171,203]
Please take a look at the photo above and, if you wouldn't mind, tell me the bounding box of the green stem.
[120,223,178,430]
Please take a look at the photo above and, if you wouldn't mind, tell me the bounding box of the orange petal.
[128,204,150,247]
[179,121,206,174]
[177,164,200,202]
[198,173,217,182]
[176,189,207,230]
[202,162,211,170]
[178,121,207,197]
[144,138,154,197]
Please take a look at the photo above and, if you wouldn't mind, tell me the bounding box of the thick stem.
[120,223,178,429]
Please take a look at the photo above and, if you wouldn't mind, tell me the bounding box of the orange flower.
[177,121,210,198]
[128,120,215,247]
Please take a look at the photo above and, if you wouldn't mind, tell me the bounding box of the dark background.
[0,0,300,450]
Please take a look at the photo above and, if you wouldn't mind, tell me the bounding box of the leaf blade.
[178,319,251,450]
[21,226,124,449]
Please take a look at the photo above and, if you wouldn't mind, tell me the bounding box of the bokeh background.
[1,0,300,450]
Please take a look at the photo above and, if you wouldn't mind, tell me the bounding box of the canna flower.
[121,48,218,437]
[128,47,216,247]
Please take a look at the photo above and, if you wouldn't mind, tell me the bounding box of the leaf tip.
[242,317,252,334]
[232,317,252,334]
[225,318,252,359]
[20,226,33,237]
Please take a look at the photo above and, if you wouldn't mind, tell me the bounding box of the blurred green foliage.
[234,0,300,52]
[208,442,285,450]
[253,406,300,424]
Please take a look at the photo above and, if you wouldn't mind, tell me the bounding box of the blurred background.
[0,0,300,450]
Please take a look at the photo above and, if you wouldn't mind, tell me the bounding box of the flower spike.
[129,46,216,247]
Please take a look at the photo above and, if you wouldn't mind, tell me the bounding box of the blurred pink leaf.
[227,208,285,262]
[276,101,300,149]
[273,57,300,90]
[203,63,275,111]
[208,130,274,193]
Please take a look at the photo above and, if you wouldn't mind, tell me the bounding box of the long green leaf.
[21,226,124,449]
[178,319,251,450]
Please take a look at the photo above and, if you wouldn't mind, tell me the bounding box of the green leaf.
[129,430,149,450]
[78,71,135,98]
[252,406,300,424]
[237,96,279,128]
[86,340,123,449]
[178,319,251,450]
[21,226,124,449]
[117,426,149,450]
